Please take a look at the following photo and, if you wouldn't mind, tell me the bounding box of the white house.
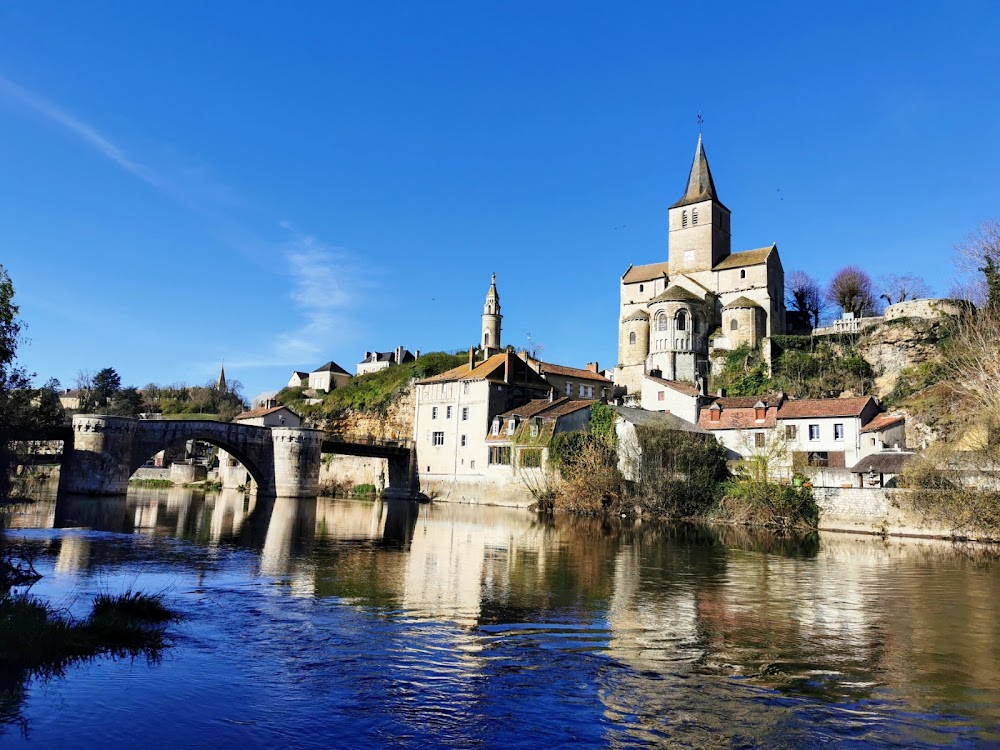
[233,405,302,428]
[639,374,707,424]
[308,361,351,392]
[612,405,713,482]
[357,346,418,376]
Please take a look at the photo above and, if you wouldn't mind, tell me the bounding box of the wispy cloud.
[0,74,165,189]
[227,224,370,369]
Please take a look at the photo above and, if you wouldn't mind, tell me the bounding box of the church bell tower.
[481,273,502,358]
[667,134,732,274]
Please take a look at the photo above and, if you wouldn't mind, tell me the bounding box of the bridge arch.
[130,427,271,491]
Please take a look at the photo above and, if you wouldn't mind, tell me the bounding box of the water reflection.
[2,489,999,746]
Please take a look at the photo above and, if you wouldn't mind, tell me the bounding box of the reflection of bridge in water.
[12,415,415,498]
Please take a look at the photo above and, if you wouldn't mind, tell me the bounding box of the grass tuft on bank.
[0,586,178,676]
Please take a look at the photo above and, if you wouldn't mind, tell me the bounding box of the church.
[614,135,786,395]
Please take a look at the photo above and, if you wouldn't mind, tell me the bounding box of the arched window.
[676,311,687,331]
[657,314,668,331]
[740,269,746,279]
[629,332,636,345]
[484,330,491,345]
[730,319,739,331]
[693,316,701,334]
[692,208,699,225]
[682,210,688,228]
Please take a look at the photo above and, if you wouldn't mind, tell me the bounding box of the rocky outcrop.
[856,318,948,399]
[322,384,416,442]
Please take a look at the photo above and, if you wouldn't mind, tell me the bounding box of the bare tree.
[954,219,1000,309]
[877,273,932,305]
[784,270,825,327]
[946,305,1000,433]
[825,266,878,317]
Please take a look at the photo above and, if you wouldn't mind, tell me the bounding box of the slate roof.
[359,350,415,365]
[848,450,917,474]
[418,352,551,390]
[860,413,906,433]
[644,375,701,397]
[312,360,350,375]
[713,245,776,271]
[670,134,728,211]
[613,405,709,434]
[622,262,671,284]
[649,285,703,304]
[777,396,876,420]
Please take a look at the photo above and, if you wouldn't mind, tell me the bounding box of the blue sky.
[3,2,999,400]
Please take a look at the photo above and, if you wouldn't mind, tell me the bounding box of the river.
[1,487,998,748]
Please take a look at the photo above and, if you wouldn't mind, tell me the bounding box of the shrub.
[718,480,819,528]
[351,483,378,499]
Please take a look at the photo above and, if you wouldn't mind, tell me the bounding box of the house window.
[807,451,829,467]
[461,434,467,447]
[808,424,820,441]
[507,418,517,435]
[709,408,721,422]
[463,382,470,394]
[692,207,699,225]
[461,407,469,421]
[491,418,500,436]
[834,423,844,441]
[629,332,636,345]
[676,311,687,331]
[682,210,688,228]
[446,406,452,419]
[470,460,475,470]
[520,448,543,468]
[740,269,746,279]
[658,391,665,401]
[755,432,765,448]
[432,431,444,446]
[785,425,797,440]
[432,407,438,419]
[566,383,573,397]
[489,446,512,465]
[730,319,738,331]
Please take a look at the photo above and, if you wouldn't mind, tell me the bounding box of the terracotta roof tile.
[860,413,906,433]
[698,402,778,431]
[622,262,671,284]
[644,375,700,397]
[234,405,299,421]
[418,352,550,390]
[777,397,876,419]
[536,361,612,383]
[712,245,776,271]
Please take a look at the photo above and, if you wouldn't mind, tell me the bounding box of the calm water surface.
[1,488,999,748]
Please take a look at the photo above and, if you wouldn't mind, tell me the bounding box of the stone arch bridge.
[58,415,414,498]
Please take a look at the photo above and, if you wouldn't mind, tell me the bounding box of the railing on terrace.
[812,315,884,336]
[323,432,414,450]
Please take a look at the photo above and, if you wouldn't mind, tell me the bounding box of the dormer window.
[530,418,542,438]
[507,418,517,435]
[491,418,500,436]
[709,406,721,422]
[682,210,688,228]
[692,208,698,225]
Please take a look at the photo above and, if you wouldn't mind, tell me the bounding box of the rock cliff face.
[323,384,417,442]
[856,318,948,399]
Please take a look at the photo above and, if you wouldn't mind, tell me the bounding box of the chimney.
[468,346,475,369]
[549,388,555,402]
[697,376,708,397]
[415,349,420,359]
[395,345,404,363]
[585,362,599,373]
[504,351,513,383]
[717,388,726,398]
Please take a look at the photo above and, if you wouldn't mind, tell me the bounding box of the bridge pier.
[271,428,324,498]
[382,450,415,499]
[60,416,138,495]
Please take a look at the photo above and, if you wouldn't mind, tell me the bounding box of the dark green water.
[2,487,998,748]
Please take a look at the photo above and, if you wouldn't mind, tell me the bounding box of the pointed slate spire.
[217,365,227,392]
[670,134,725,210]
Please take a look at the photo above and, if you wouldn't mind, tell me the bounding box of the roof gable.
[713,245,776,271]
[622,261,671,284]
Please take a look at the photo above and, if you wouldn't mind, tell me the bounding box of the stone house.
[357,346,418,376]
[308,361,351,392]
[612,405,713,483]
[518,354,613,400]
[233,405,302,428]
[59,388,86,410]
[639,374,711,423]
[848,448,916,489]
[615,135,786,395]
[484,397,595,476]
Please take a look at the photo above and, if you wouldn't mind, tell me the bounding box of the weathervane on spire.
[697,112,704,134]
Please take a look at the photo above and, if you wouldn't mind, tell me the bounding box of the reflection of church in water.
[615,135,787,395]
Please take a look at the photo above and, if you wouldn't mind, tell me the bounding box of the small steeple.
[670,134,724,210]
[481,273,502,357]
[217,365,227,392]
[484,272,500,313]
